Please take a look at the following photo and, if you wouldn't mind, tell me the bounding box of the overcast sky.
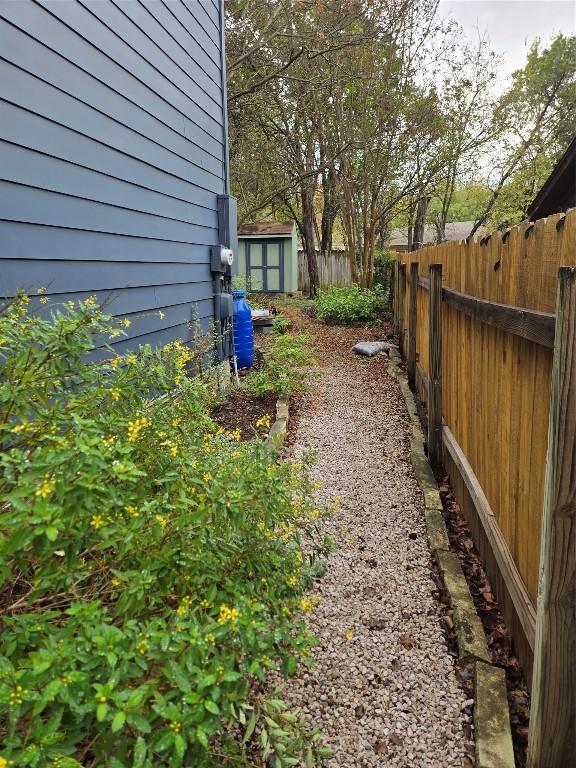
[437,0,576,88]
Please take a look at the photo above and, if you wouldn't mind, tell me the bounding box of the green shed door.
[247,240,284,292]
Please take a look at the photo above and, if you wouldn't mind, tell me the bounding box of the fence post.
[528,267,576,768]
[428,263,442,468]
[408,262,418,389]
[398,263,406,355]
[392,260,400,335]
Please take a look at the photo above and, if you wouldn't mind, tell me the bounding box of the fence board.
[395,210,576,679]
[298,249,352,292]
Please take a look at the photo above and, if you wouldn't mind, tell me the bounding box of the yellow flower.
[126,353,138,365]
[39,296,48,304]
[109,356,121,368]
[299,596,318,613]
[203,472,212,483]
[158,311,165,320]
[127,415,150,442]
[229,428,241,441]
[37,286,46,294]
[136,638,149,654]
[344,629,354,640]
[172,417,182,427]
[287,575,298,587]
[119,318,131,328]
[169,721,181,732]
[90,515,104,530]
[155,514,168,528]
[256,413,271,429]
[110,389,120,401]
[35,474,56,500]
[205,633,215,646]
[97,695,107,703]
[111,577,120,586]
[125,504,139,517]
[84,295,97,308]
[217,604,240,624]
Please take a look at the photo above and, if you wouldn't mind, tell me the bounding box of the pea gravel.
[275,324,473,767]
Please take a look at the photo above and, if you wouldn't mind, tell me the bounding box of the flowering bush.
[0,297,329,767]
[316,284,385,325]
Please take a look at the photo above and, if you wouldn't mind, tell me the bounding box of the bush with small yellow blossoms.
[0,297,329,767]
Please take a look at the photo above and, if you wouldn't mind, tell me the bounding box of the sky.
[437,0,576,87]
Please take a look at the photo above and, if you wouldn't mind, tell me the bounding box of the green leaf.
[111,710,126,733]
[196,727,209,750]
[204,700,219,715]
[96,703,108,722]
[45,526,59,542]
[305,747,314,768]
[243,712,258,743]
[133,735,147,768]
[174,733,186,760]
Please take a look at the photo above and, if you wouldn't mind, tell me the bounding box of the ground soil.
[211,387,277,442]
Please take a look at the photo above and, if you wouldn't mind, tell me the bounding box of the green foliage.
[0,296,329,767]
[247,334,314,399]
[316,285,385,325]
[271,316,291,335]
[372,251,395,309]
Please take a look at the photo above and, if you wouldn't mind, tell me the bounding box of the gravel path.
[279,319,472,767]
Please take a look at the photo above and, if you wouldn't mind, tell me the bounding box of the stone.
[352,341,398,357]
[474,661,515,768]
[436,550,490,663]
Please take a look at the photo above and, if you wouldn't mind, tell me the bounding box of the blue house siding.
[0,0,232,350]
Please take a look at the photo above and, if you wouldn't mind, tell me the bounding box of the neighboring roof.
[526,136,576,220]
[388,221,482,247]
[238,220,295,236]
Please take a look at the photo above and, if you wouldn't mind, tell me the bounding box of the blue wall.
[0,0,232,350]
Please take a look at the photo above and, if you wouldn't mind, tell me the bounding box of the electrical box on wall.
[217,195,238,274]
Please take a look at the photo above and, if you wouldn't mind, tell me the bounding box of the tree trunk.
[320,168,338,259]
[301,185,319,297]
[411,195,429,251]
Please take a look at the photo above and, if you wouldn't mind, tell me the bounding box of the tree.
[471,34,576,233]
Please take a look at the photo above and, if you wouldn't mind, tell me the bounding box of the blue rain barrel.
[232,290,254,369]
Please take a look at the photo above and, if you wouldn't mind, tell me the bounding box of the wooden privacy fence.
[394,211,575,767]
[298,249,352,292]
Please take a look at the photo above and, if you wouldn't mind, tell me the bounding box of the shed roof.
[238,220,295,236]
[526,136,576,220]
[388,221,481,247]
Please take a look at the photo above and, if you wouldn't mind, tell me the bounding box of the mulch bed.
[438,475,531,768]
[211,388,277,442]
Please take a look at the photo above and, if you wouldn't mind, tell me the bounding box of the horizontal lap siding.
[0,0,227,351]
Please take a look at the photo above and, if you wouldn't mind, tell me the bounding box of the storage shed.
[237,221,298,293]
[0,0,236,359]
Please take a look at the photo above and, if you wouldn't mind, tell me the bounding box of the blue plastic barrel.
[232,290,254,369]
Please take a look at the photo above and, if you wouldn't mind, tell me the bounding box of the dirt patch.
[212,388,277,441]
[439,476,530,768]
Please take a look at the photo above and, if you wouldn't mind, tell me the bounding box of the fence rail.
[393,211,576,765]
[298,249,352,292]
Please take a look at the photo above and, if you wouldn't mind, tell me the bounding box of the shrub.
[316,284,384,325]
[373,249,395,308]
[271,316,291,335]
[246,334,314,399]
[0,296,329,767]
